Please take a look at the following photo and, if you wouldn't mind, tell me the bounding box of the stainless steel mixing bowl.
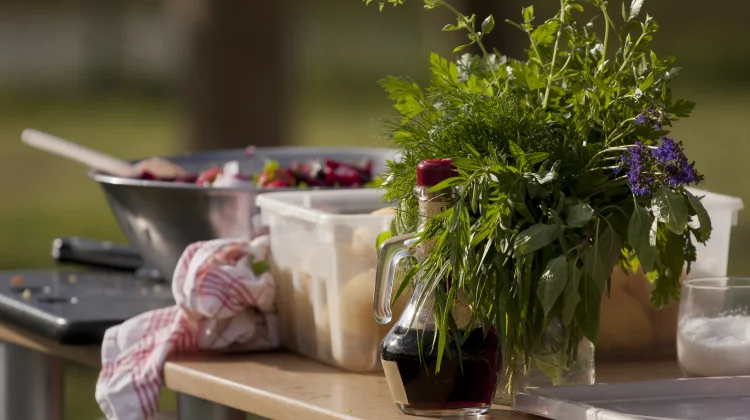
[89,147,398,280]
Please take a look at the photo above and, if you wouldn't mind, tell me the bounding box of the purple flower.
[656,137,704,187]
[653,137,681,163]
[634,107,665,132]
[619,141,654,196]
[616,137,704,196]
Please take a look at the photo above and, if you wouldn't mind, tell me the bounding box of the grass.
[1,88,749,419]
[0,93,182,269]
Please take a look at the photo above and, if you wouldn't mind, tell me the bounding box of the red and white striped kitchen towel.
[95,237,279,420]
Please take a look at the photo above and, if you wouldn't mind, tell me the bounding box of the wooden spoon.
[21,129,186,179]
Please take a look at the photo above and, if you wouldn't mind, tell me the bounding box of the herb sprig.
[365,0,708,386]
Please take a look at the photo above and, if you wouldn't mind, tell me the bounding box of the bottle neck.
[413,185,456,258]
[414,185,457,226]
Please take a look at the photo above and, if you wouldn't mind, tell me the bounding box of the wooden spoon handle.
[21,129,138,178]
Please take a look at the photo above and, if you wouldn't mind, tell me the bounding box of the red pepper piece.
[196,168,223,186]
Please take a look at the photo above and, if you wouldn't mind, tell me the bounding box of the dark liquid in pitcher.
[381,326,499,411]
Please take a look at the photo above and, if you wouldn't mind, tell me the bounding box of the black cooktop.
[0,267,173,345]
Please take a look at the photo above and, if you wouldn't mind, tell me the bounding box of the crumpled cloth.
[95,237,279,420]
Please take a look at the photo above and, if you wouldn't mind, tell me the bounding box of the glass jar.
[677,277,750,377]
[374,158,500,416]
[494,318,595,405]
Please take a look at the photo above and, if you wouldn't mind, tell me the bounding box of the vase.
[493,324,595,405]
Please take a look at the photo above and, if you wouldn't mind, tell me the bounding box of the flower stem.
[438,0,499,81]
[616,32,647,76]
[543,0,566,109]
[599,6,611,70]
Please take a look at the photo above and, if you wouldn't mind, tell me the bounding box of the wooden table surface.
[164,352,683,420]
[0,320,684,420]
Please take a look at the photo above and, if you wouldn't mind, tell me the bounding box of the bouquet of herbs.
[364,0,710,385]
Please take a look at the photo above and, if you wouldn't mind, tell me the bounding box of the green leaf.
[584,225,622,292]
[378,75,425,120]
[568,3,584,12]
[430,52,459,86]
[531,20,559,47]
[533,161,560,185]
[523,5,534,23]
[629,204,657,272]
[665,230,685,278]
[534,357,562,382]
[685,190,712,242]
[575,274,602,343]
[250,260,270,276]
[509,141,525,160]
[589,75,612,94]
[522,152,550,167]
[669,99,696,118]
[537,255,568,316]
[629,0,644,21]
[508,179,534,222]
[566,203,594,228]
[481,15,495,34]
[427,176,463,192]
[527,182,551,199]
[639,72,655,91]
[562,259,581,327]
[514,224,559,257]
[652,187,689,234]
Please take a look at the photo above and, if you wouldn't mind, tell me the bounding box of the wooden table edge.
[164,360,359,420]
[0,322,100,368]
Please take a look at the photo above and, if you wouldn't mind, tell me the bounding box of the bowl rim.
[683,277,750,289]
[87,146,398,191]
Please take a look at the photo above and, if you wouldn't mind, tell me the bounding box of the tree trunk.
[170,0,289,151]
[81,0,125,91]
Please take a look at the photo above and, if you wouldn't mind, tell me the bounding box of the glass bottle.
[374,158,499,417]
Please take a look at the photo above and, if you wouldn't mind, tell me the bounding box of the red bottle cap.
[416,158,458,187]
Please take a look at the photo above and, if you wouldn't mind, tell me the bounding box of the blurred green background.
[0,0,748,418]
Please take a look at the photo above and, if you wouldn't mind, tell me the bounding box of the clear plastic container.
[597,188,744,361]
[256,189,405,371]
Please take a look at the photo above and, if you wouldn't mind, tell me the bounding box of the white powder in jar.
[677,315,750,377]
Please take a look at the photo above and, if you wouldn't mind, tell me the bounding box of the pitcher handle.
[373,233,417,324]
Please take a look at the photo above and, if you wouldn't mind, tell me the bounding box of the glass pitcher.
[373,159,500,417]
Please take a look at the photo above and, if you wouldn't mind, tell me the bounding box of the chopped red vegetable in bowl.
[138,157,378,189]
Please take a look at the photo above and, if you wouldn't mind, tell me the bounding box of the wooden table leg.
[0,341,63,420]
[177,393,247,420]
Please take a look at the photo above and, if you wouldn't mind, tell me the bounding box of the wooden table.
[165,352,683,420]
[0,321,683,420]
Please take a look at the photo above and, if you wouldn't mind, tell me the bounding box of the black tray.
[0,269,174,345]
